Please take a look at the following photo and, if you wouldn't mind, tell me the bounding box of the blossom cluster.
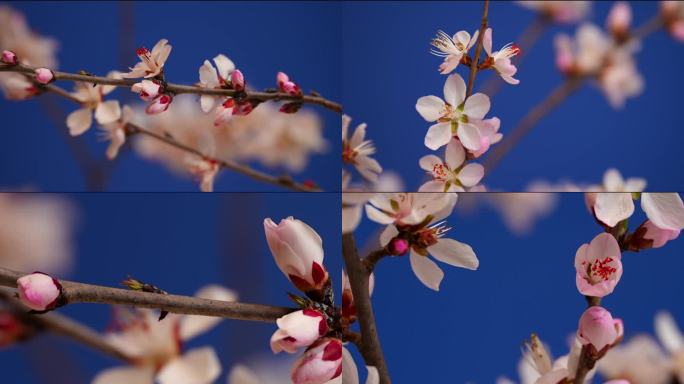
[416,25,520,192]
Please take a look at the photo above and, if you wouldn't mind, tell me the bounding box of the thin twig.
[342,233,391,384]
[363,248,389,273]
[465,0,490,98]
[0,63,342,113]
[0,267,294,323]
[36,83,320,192]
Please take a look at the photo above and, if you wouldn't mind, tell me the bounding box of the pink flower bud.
[264,217,328,293]
[145,94,173,115]
[607,2,632,37]
[575,233,623,298]
[291,338,343,384]
[16,273,62,311]
[388,238,409,256]
[578,306,622,352]
[270,309,328,354]
[1,50,17,65]
[131,80,161,101]
[642,220,680,248]
[231,69,245,92]
[0,312,26,347]
[34,68,54,84]
[277,71,301,96]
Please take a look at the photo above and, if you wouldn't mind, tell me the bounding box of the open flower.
[290,338,342,384]
[640,193,684,232]
[270,309,328,354]
[517,1,590,24]
[598,332,672,384]
[575,233,622,298]
[131,79,162,101]
[418,139,484,192]
[342,115,382,182]
[586,169,645,227]
[578,306,623,352]
[482,28,520,84]
[122,39,172,79]
[99,105,134,160]
[554,24,611,75]
[198,54,236,112]
[430,29,478,74]
[416,73,492,151]
[66,71,122,136]
[184,132,220,192]
[378,204,478,291]
[264,217,328,295]
[16,272,62,311]
[365,192,457,227]
[93,285,236,384]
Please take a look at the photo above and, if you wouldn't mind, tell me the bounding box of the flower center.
[584,257,617,283]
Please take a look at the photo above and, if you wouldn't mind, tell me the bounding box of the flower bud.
[578,306,622,352]
[145,94,173,115]
[271,309,328,354]
[131,79,161,101]
[277,71,301,96]
[17,273,62,312]
[291,338,343,384]
[607,2,632,40]
[34,68,54,84]
[642,220,680,248]
[1,50,17,65]
[264,217,328,294]
[231,69,245,92]
[387,238,409,256]
[575,233,623,298]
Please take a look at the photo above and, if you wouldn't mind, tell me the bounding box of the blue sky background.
[351,193,684,383]
[341,1,684,191]
[0,2,340,192]
[0,193,342,383]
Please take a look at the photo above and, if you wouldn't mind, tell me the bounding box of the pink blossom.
[575,233,622,298]
[131,79,161,101]
[482,28,520,85]
[418,139,484,192]
[270,309,328,354]
[277,71,301,96]
[34,67,53,84]
[145,94,173,115]
[291,338,342,384]
[607,2,632,38]
[342,115,383,182]
[16,272,62,311]
[231,69,245,92]
[641,193,684,231]
[642,220,680,248]
[1,74,38,100]
[122,39,172,79]
[578,306,623,352]
[430,29,479,74]
[517,1,590,24]
[1,50,17,65]
[66,71,123,136]
[198,54,236,112]
[264,217,328,293]
[186,157,219,193]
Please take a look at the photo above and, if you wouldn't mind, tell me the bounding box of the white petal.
[350,123,367,149]
[356,156,382,182]
[365,367,380,384]
[418,180,447,192]
[342,347,360,384]
[343,206,363,234]
[603,168,625,191]
[445,139,465,169]
[409,251,444,291]
[430,238,479,269]
[641,193,684,231]
[415,96,445,122]
[95,100,122,125]
[92,366,155,384]
[379,225,399,247]
[66,108,93,136]
[463,93,490,119]
[157,347,221,384]
[457,123,482,151]
[425,122,453,150]
[200,95,217,113]
[419,154,444,173]
[594,192,634,227]
[180,285,237,341]
[227,365,259,384]
[365,205,396,225]
[655,311,684,354]
[483,28,493,56]
[213,54,235,79]
[458,163,484,187]
[199,60,219,88]
[444,73,466,107]
[623,178,647,192]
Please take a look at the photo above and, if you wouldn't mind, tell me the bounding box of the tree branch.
[342,233,391,383]
[465,0,490,98]
[0,267,294,323]
[0,63,342,113]
[35,82,320,192]
[363,248,388,273]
